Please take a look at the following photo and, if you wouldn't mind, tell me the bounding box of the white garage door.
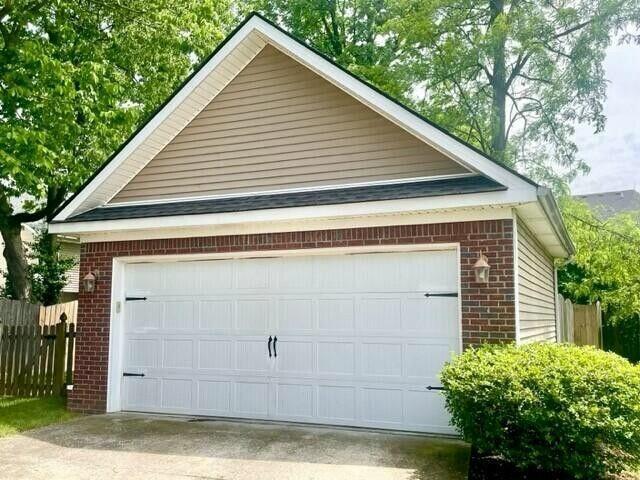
[120,248,460,434]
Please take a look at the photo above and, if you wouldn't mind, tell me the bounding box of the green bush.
[441,343,640,478]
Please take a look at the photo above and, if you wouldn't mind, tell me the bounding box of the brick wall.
[70,219,515,413]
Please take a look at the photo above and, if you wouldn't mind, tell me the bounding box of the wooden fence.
[0,298,77,327]
[0,313,75,396]
[557,294,602,347]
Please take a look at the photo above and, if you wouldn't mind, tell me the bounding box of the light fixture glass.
[82,271,97,293]
[473,252,490,283]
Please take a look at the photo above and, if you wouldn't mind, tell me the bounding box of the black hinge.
[125,296,147,301]
[424,292,458,298]
[123,372,145,377]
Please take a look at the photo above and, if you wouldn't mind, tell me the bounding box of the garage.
[116,247,460,434]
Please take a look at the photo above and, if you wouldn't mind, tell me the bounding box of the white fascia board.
[54,19,260,222]
[52,207,515,244]
[49,188,534,237]
[253,19,536,193]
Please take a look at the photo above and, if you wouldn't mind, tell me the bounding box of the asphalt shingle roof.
[60,175,505,223]
[575,190,640,219]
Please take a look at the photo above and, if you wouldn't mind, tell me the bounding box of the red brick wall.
[70,220,515,413]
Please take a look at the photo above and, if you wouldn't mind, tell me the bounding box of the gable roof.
[575,189,640,219]
[52,12,538,222]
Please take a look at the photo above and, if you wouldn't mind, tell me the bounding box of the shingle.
[59,175,506,223]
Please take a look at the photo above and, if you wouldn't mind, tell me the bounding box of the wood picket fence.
[0,312,76,396]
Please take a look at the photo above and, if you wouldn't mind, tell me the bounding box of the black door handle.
[123,372,145,377]
[273,336,277,357]
[268,336,272,358]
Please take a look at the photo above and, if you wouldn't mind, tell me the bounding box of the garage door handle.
[123,372,145,377]
[426,385,444,391]
[273,336,277,357]
[268,336,272,358]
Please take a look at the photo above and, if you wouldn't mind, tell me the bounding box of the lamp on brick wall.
[82,271,99,293]
[473,252,490,283]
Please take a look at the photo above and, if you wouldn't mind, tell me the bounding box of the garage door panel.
[318,385,356,421]
[122,248,460,434]
[197,380,232,413]
[404,343,454,380]
[402,297,458,335]
[162,338,194,369]
[362,343,403,378]
[124,376,160,409]
[236,299,271,331]
[405,389,450,432]
[317,342,355,375]
[161,378,193,410]
[199,300,234,330]
[315,255,355,291]
[275,383,314,418]
[361,387,403,424]
[198,340,233,370]
[318,298,356,331]
[277,298,314,331]
[197,261,234,291]
[164,301,196,330]
[235,381,270,415]
[358,297,403,331]
[236,340,270,372]
[126,301,163,332]
[275,341,314,374]
[126,338,158,368]
[236,258,273,290]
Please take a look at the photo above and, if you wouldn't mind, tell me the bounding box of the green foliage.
[0,0,234,296]
[558,198,640,323]
[27,229,76,306]
[441,343,640,478]
[385,0,636,189]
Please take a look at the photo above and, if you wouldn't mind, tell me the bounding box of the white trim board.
[54,14,537,222]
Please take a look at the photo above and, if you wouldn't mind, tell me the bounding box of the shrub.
[441,343,640,478]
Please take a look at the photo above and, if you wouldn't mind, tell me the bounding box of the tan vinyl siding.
[517,218,557,343]
[111,45,468,203]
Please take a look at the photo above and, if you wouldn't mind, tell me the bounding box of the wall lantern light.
[82,271,99,293]
[473,252,490,283]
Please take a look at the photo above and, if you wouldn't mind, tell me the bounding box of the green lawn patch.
[0,396,77,437]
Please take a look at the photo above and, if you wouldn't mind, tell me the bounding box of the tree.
[558,198,640,324]
[0,0,233,299]
[27,230,76,306]
[387,0,638,190]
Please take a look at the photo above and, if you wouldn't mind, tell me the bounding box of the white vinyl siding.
[59,241,80,293]
[111,45,467,203]
[517,219,557,342]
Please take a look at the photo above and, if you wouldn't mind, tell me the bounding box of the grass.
[0,396,77,438]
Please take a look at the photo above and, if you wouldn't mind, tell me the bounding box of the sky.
[570,43,640,195]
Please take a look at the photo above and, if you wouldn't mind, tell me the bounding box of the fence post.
[53,313,67,396]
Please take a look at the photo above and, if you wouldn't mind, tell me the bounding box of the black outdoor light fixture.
[473,251,491,283]
[82,270,99,293]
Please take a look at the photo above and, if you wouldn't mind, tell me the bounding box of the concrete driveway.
[0,414,470,480]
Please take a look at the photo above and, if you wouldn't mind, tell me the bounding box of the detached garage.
[49,13,573,434]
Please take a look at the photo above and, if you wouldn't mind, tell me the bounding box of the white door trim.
[106,242,462,415]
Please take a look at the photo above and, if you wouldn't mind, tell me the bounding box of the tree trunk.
[0,223,29,300]
[489,0,507,163]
